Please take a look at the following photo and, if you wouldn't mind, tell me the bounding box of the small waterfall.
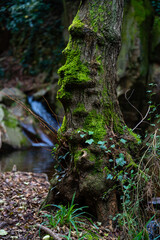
[28,96,59,132]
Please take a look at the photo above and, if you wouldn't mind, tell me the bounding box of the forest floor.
[0,171,121,240]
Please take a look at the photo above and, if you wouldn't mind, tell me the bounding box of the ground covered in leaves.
[0,171,120,239]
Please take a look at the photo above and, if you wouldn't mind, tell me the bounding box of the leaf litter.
[0,171,120,239]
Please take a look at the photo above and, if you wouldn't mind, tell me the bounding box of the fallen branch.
[36,224,63,240]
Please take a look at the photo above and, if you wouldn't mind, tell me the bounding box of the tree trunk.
[46,0,140,225]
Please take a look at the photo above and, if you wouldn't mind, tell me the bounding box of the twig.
[132,106,150,131]
[125,89,143,119]
[125,89,150,131]
[36,224,63,240]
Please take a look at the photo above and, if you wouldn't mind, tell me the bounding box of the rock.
[0,87,26,106]
[147,220,160,240]
[0,104,30,150]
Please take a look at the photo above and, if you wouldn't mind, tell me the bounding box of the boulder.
[0,87,26,106]
[0,104,31,150]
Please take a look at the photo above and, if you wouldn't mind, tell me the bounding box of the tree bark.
[46,0,139,225]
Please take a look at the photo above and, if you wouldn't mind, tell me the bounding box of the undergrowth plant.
[112,82,160,239]
[40,192,99,239]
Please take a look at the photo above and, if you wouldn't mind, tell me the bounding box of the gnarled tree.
[46,0,142,225]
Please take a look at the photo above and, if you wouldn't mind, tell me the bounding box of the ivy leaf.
[111,144,115,148]
[109,159,113,162]
[116,153,126,167]
[80,134,86,138]
[105,150,111,153]
[120,138,127,144]
[117,175,123,181]
[85,139,94,145]
[106,174,113,180]
[0,230,8,236]
[88,131,94,135]
[98,141,106,145]
[100,145,107,150]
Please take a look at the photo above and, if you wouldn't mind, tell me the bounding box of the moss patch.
[73,103,87,116]
[83,110,106,142]
[68,11,84,34]
[152,16,160,53]
[127,127,141,144]
[3,107,18,128]
[89,1,106,32]
[57,34,91,101]
[60,116,67,133]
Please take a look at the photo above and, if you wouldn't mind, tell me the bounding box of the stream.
[0,148,55,179]
[0,96,60,180]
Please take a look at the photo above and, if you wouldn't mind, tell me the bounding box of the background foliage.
[0,0,65,80]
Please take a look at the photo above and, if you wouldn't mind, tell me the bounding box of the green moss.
[117,0,152,78]
[3,108,18,128]
[89,2,106,32]
[83,110,106,142]
[58,47,90,85]
[57,86,72,101]
[96,55,104,74]
[101,87,123,134]
[73,103,87,116]
[57,35,91,101]
[127,127,141,144]
[74,150,82,165]
[131,0,146,23]
[68,11,84,33]
[83,148,96,162]
[152,16,160,52]
[60,116,67,133]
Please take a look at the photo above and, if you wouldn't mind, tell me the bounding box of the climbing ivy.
[151,0,160,15]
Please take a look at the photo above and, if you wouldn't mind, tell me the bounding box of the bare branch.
[36,224,63,240]
[132,106,150,131]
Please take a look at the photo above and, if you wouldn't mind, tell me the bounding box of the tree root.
[36,224,63,240]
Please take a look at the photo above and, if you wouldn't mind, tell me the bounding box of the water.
[0,148,55,180]
[28,96,59,132]
[0,97,59,179]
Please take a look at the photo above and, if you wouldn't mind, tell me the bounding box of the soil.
[0,171,121,240]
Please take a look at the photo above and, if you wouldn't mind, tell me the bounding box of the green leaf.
[116,153,126,167]
[110,144,115,148]
[97,141,106,145]
[0,230,8,236]
[100,145,107,150]
[106,174,113,180]
[85,139,94,145]
[120,138,127,144]
[109,159,113,162]
[117,175,123,181]
[88,131,94,135]
[80,134,86,138]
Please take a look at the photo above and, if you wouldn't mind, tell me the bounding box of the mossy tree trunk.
[46,0,139,225]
